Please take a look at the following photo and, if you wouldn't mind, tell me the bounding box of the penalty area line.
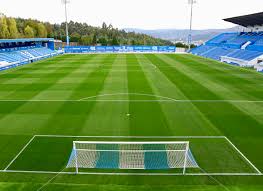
[4,135,36,171]
[224,136,262,174]
[34,135,226,139]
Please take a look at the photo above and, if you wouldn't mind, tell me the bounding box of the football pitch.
[0,53,263,190]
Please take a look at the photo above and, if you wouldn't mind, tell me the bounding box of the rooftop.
[223,12,263,28]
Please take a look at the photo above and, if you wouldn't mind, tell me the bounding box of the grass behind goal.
[2,136,258,175]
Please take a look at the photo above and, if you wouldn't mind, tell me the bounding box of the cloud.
[0,0,262,29]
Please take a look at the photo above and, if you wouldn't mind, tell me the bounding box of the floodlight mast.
[62,0,70,46]
[188,0,196,51]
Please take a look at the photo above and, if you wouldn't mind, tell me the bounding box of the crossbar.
[74,149,187,152]
[73,141,189,145]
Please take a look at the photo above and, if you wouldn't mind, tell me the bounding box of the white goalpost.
[67,141,198,174]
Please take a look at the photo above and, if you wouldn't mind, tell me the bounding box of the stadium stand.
[190,32,263,67]
[0,38,62,71]
[190,12,263,70]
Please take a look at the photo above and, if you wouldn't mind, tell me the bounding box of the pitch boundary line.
[0,170,261,176]
[0,99,262,103]
[4,135,36,171]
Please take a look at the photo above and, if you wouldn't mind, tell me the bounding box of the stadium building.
[190,12,263,72]
[0,38,62,71]
[1,13,263,73]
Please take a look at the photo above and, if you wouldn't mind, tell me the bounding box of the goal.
[67,141,198,174]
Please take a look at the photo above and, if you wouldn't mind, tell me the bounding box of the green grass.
[5,136,256,174]
[0,53,262,190]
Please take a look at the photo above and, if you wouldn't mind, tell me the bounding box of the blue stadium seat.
[190,32,263,65]
[206,33,238,46]
[0,46,61,72]
[0,47,58,64]
[226,49,263,61]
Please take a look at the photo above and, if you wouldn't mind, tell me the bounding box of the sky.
[0,0,262,30]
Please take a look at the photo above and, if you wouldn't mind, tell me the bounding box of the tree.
[112,36,119,45]
[98,37,107,46]
[24,25,35,38]
[45,22,54,38]
[92,33,97,45]
[7,18,18,38]
[79,35,92,45]
[102,22,107,30]
[15,18,25,34]
[70,32,81,42]
[36,23,47,37]
[0,15,174,46]
[0,16,10,38]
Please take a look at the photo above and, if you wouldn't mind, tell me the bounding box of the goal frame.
[72,141,190,174]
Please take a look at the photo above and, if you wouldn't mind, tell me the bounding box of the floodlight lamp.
[188,0,197,4]
[62,0,70,4]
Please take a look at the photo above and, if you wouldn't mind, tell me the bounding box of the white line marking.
[78,93,263,103]
[224,136,262,174]
[74,140,188,144]
[2,135,261,177]
[35,135,225,139]
[0,170,262,176]
[78,93,178,101]
[199,167,231,191]
[4,135,36,171]
[36,167,67,191]
[0,99,262,103]
[74,149,187,152]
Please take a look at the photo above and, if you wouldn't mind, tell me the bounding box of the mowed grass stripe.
[80,54,130,135]
[0,135,33,170]
[145,54,263,137]
[0,55,75,81]
[0,55,99,135]
[0,56,95,135]
[160,54,263,125]
[31,54,99,100]
[0,54,262,191]
[6,54,99,116]
[184,54,263,85]
[37,54,117,135]
[0,55,115,136]
[163,54,262,102]
[167,54,263,126]
[126,54,173,136]
[0,55,65,82]
[0,55,85,100]
[0,56,76,96]
[138,54,221,136]
[0,175,240,191]
[168,54,263,101]
[0,55,98,118]
[146,54,263,171]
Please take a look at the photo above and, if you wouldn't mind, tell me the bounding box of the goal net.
[67,141,199,174]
